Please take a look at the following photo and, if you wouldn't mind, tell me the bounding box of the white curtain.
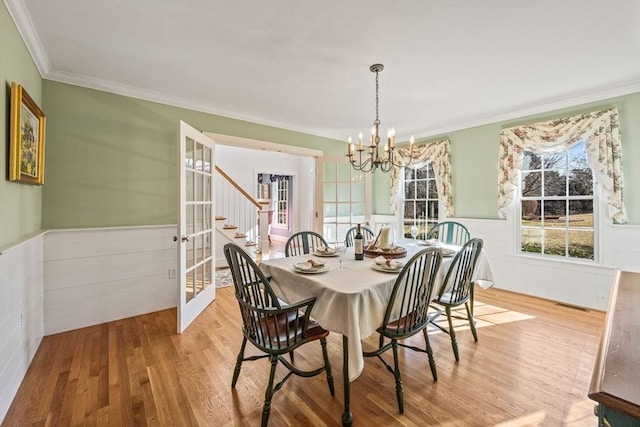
[390,139,453,217]
[497,108,626,223]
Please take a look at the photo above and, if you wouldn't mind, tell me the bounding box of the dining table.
[259,238,494,426]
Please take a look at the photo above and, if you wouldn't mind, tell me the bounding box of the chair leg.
[465,302,478,342]
[422,328,438,381]
[391,339,404,414]
[261,356,279,427]
[320,338,335,396]
[289,350,295,363]
[445,307,460,361]
[232,337,247,388]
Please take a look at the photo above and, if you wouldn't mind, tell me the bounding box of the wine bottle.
[354,224,364,260]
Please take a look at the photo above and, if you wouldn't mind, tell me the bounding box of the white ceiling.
[6,0,640,142]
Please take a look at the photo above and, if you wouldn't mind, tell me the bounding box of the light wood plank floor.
[2,286,604,426]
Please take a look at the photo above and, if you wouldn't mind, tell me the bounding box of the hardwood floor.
[2,286,604,426]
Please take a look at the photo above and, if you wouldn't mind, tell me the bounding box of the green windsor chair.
[429,238,483,361]
[284,231,328,257]
[362,247,443,414]
[223,243,335,426]
[426,221,471,246]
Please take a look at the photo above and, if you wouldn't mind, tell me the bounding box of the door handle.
[181,235,190,242]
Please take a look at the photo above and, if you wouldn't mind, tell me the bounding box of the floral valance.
[497,108,627,223]
[390,138,453,217]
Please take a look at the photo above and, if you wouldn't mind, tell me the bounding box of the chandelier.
[347,64,414,173]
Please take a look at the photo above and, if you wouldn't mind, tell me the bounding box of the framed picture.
[9,82,46,185]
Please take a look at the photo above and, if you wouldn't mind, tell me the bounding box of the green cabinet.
[588,271,640,426]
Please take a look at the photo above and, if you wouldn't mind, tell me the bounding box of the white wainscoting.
[0,233,44,423]
[43,226,178,335]
[458,218,640,311]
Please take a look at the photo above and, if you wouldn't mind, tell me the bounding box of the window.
[519,141,595,260]
[402,164,439,240]
[274,177,290,228]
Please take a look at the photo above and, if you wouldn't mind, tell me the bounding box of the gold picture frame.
[9,82,46,185]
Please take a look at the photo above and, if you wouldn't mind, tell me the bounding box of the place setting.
[371,256,404,273]
[313,245,340,257]
[416,239,458,257]
[293,258,329,274]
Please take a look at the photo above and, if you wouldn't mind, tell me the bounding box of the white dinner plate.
[294,265,329,274]
[372,263,402,273]
[313,251,339,257]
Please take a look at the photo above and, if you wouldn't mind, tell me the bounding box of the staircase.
[214,165,270,267]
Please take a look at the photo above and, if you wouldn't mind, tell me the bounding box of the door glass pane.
[196,142,204,171]
[324,163,337,181]
[323,183,336,201]
[203,260,212,289]
[337,203,351,221]
[185,137,194,169]
[324,202,337,220]
[186,270,195,302]
[204,230,212,259]
[205,175,212,201]
[196,173,204,203]
[352,182,365,202]
[186,171,194,202]
[323,223,337,244]
[337,183,350,202]
[337,163,351,181]
[351,202,364,218]
[204,146,212,172]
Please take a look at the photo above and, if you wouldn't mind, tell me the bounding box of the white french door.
[177,121,216,333]
[317,157,371,245]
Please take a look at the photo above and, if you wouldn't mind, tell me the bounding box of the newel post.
[258,209,270,254]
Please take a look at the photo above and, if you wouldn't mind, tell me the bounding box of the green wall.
[373,92,640,224]
[41,81,345,229]
[0,3,44,248]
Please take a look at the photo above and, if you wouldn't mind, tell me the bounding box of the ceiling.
[6,0,640,142]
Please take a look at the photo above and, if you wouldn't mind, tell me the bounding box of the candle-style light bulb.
[358,132,363,150]
[410,135,415,153]
[347,137,352,156]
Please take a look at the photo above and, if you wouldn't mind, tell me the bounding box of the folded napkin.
[373,256,404,269]
[441,248,457,256]
[315,245,336,254]
[295,259,326,270]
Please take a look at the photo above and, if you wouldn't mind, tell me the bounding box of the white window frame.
[400,163,440,240]
[272,177,290,229]
[516,142,599,263]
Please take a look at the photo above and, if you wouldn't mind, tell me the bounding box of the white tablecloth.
[259,240,493,381]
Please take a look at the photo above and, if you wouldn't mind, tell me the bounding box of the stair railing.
[215,166,270,254]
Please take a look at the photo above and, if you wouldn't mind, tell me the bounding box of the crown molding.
[413,80,640,140]
[44,68,345,141]
[3,0,50,77]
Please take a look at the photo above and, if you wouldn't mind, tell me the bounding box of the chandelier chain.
[374,69,380,126]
